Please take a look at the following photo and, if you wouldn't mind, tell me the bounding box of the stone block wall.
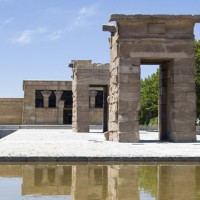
[103,15,199,142]
[0,98,23,124]
[70,60,109,132]
[35,108,58,124]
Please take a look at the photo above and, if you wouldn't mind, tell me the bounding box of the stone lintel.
[71,60,92,67]
[109,14,200,23]
[102,24,116,33]
[70,60,109,70]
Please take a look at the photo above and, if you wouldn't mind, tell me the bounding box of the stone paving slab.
[0,129,200,162]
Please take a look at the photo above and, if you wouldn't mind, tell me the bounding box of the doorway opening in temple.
[62,91,72,124]
[140,61,171,141]
[89,85,108,133]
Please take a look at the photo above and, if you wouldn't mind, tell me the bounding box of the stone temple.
[0,14,200,143]
[0,61,108,127]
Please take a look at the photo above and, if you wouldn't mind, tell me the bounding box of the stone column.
[54,90,63,108]
[159,63,169,140]
[169,56,196,142]
[118,58,141,142]
[72,83,89,132]
[89,90,98,108]
[41,90,51,108]
[58,100,64,124]
[107,57,140,142]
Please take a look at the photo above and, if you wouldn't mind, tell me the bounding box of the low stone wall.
[0,98,23,124]
[35,108,58,124]
[89,108,103,124]
[139,125,158,132]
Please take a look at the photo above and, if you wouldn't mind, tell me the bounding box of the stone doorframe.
[69,60,110,132]
[103,14,200,142]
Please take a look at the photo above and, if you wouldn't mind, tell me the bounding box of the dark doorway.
[63,109,72,124]
[61,91,72,124]
[89,85,108,133]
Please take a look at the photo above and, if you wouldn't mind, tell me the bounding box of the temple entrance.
[103,14,198,142]
[140,64,159,141]
[89,85,108,133]
[140,61,172,141]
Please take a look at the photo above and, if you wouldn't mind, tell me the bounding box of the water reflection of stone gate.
[0,164,199,199]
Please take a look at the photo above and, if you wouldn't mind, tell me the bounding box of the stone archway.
[69,60,110,133]
[103,15,200,142]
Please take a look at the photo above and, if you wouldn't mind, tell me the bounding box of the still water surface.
[0,163,199,200]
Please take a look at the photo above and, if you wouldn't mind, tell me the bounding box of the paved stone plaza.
[0,129,200,161]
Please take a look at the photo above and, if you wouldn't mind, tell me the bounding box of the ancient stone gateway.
[103,15,200,142]
[69,60,110,132]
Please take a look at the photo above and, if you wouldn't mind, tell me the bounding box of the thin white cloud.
[79,6,98,16]
[73,5,98,27]
[0,18,14,30]
[47,30,63,41]
[12,27,47,44]
[10,4,99,44]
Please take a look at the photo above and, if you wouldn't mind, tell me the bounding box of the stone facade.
[0,98,23,124]
[103,15,200,142]
[69,60,110,132]
[0,79,104,125]
[23,81,72,125]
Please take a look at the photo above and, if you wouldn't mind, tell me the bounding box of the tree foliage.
[195,40,200,119]
[139,70,159,125]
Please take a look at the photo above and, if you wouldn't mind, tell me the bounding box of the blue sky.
[1,0,200,97]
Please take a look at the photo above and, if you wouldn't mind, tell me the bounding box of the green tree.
[139,166,158,198]
[139,70,159,125]
[195,40,200,120]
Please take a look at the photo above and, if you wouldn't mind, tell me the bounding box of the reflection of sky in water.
[0,178,71,200]
[140,190,155,200]
[0,177,155,200]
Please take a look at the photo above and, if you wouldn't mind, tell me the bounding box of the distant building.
[0,74,106,125]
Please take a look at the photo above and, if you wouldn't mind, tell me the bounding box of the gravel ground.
[0,129,199,159]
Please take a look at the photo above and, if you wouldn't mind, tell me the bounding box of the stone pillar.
[72,67,90,132]
[169,57,197,142]
[58,100,64,124]
[159,62,169,140]
[118,58,141,142]
[54,90,63,108]
[89,90,98,108]
[41,90,51,108]
[107,57,140,142]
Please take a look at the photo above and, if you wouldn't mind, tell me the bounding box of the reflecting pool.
[0,163,199,200]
